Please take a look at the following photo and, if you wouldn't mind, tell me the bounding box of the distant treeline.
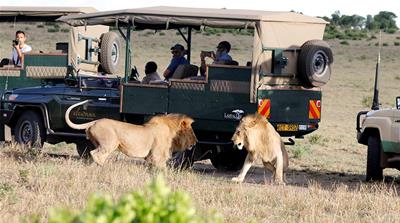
[319,11,398,40]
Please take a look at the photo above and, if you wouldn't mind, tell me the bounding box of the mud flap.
[0,124,12,142]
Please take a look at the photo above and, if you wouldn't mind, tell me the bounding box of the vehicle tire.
[99,32,122,74]
[366,135,383,181]
[0,124,5,141]
[297,40,333,88]
[76,141,95,159]
[210,146,247,171]
[14,111,45,148]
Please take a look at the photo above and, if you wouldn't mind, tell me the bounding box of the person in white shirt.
[141,61,161,84]
[12,30,32,67]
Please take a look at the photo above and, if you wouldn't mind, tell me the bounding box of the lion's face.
[232,125,246,150]
[232,115,261,150]
[171,116,197,152]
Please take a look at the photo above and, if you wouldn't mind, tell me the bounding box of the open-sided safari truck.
[0,6,121,143]
[0,6,108,90]
[58,7,333,169]
[0,7,332,170]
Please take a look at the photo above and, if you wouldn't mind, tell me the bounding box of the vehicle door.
[59,81,120,133]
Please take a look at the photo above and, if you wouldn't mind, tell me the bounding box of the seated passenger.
[200,41,233,75]
[12,30,32,67]
[142,61,161,84]
[163,44,189,80]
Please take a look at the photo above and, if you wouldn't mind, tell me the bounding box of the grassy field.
[1,23,400,222]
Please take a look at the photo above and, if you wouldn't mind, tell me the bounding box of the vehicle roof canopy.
[0,6,97,22]
[58,6,327,29]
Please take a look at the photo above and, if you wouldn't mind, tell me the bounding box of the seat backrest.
[171,64,199,79]
[56,42,69,53]
[222,60,239,66]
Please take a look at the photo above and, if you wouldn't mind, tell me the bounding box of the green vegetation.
[362,96,373,108]
[291,143,311,158]
[47,28,60,33]
[34,176,222,223]
[322,11,398,40]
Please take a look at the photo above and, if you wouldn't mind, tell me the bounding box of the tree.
[331,10,341,25]
[366,15,376,30]
[373,11,398,31]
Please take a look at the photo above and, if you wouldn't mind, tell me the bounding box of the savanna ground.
[1,22,400,222]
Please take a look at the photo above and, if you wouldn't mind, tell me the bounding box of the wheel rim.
[312,50,328,76]
[111,42,119,65]
[19,120,33,144]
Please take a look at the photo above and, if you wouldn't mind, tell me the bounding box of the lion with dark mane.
[65,100,197,168]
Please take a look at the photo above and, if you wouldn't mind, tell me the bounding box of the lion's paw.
[231,177,243,183]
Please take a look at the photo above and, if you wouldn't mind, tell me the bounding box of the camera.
[12,39,20,46]
[201,51,213,57]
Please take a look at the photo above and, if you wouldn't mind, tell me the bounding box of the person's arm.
[200,53,207,75]
[164,58,178,79]
[13,46,23,65]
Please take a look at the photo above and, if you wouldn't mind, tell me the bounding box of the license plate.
[276,124,299,131]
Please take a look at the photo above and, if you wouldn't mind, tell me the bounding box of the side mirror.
[396,97,400,109]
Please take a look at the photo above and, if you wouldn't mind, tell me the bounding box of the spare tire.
[99,32,122,74]
[297,40,333,88]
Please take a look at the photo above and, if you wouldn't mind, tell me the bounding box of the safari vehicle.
[0,6,101,90]
[1,7,333,170]
[357,44,400,181]
[0,6,119,143]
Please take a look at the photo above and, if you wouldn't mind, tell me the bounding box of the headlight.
[8,94,18,101]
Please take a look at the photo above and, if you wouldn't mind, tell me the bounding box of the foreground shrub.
[40,176,222,223]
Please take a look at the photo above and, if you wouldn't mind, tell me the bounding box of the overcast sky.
[2,0,400,24]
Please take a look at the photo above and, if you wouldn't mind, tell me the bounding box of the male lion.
[65,100,197,168]
[231,113,289,184]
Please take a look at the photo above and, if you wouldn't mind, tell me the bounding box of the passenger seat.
[171,64,199,79]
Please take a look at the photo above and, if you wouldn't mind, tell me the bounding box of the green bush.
[395,42,400,46]
[41,176,222,223]
[36,24,44,28]
[382,42,389,46]
[386,28,397,34]
[362,95,372,108]
[61,29,69,33]
[340,40,349,45]
[291,144,310,159]
[47,28,60,33]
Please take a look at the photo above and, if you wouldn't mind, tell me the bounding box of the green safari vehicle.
[1,7,333,170]
[59,7,333,169]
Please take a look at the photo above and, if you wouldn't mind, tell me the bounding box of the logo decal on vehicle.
[224,109,245,120]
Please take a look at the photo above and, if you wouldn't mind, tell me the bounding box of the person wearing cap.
[163,43,189,79]
[200,41,233,75]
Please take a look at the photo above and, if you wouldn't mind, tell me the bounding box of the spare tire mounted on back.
[99,32,122,74]
[297,40,333,88]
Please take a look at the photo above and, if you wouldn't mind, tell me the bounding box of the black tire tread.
[366,135,383,181]
[14,111,45,148]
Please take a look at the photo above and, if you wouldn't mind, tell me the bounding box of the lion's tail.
[65,100,96,130]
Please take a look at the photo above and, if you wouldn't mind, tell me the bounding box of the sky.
[2,0,400,24]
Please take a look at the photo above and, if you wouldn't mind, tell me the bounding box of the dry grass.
[1,23,400,222]
[1,144,400,223]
